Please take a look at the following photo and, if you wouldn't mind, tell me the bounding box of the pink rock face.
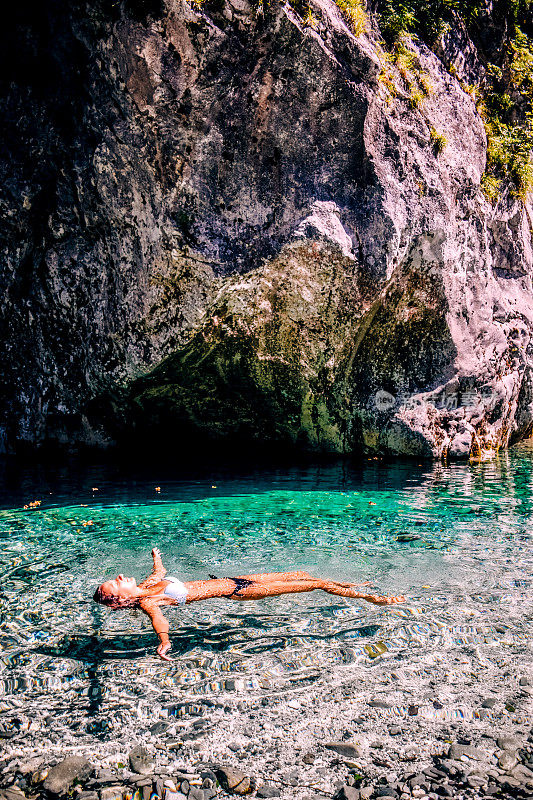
[0,0,532,458]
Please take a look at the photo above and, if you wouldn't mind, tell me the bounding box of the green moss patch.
[376,0,533,200]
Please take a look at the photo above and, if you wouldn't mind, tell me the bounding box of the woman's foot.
[363,593,406,605]
[323,581,406,604]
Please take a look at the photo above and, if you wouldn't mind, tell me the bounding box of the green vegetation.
[378,35,433,111]
[302,4,317,27]
[408,88,424,109]
[335,0,368,35]
[287,0,317,25]
[377,68,398,98]
[288,0,368,35]
[429,126,447,154]
[482,114,533,200]
[378,0,531,47]
[480,29,533,199]
[375,0,533,200]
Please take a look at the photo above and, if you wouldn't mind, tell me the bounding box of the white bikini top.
[163,576,188,604]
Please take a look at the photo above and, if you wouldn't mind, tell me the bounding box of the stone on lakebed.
[42,757,94,797]
[324,742,363,759]
[215,766,254,795]
[128,746,155,775]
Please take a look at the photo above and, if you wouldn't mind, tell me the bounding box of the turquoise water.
[0,447,531,738]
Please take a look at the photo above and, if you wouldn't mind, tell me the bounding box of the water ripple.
[0,448,532,744]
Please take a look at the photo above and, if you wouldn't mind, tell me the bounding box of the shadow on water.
[34,622,381,664]
[0,451,449,510]
[36,633,162,661]
[0,441,528,513]
[28,620,381,717]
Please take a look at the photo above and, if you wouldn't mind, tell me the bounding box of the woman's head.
[93,574,140,609]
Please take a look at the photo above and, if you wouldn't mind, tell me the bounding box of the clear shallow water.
[0,448,531,740]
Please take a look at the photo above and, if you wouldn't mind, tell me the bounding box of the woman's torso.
[161,576,188,604]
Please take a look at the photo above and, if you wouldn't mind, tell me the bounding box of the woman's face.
[100,574,138,599]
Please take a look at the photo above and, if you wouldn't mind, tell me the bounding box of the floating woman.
[93,549,405,660]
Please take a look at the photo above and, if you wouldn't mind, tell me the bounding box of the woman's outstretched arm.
[140,598,171,661]
[139,547,167,588]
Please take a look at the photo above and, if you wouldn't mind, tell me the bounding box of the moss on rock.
[125,238,364,453]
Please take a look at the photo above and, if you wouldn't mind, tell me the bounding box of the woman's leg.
[235,571,370,587]
[230,578,405,606]
[236,570,313,582]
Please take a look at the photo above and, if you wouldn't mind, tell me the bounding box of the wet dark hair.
[92,586,139,610]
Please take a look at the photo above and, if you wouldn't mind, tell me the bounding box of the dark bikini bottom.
[208,574,254,597]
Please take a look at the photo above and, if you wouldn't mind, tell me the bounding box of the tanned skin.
[95,549,406,661]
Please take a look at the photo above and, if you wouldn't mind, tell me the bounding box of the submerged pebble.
[129,748,155,776]
[42,757,93,797]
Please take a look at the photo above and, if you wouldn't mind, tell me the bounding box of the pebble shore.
[1,671,532,800]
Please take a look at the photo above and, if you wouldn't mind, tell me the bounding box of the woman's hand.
[157,640,172,661]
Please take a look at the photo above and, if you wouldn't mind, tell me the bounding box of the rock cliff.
[1,0,533,457]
